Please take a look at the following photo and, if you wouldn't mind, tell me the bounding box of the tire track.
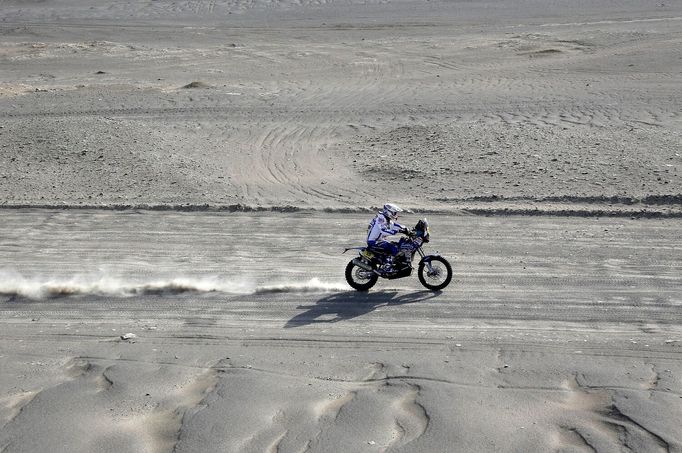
[3,103,674,129]
[230,118,363,205]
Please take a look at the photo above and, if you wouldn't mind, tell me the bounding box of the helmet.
[382,203,403,221]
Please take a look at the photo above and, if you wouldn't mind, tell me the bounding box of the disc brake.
[427,263,440,278]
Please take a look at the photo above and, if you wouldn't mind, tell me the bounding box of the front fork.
[416,248,434,273]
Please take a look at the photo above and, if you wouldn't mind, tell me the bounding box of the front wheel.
[418,256,452,291]
[345,260,378,291]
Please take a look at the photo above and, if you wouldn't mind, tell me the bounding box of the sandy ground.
[1,0,681,214]
[1,1,682,452]
[1,211,681,453]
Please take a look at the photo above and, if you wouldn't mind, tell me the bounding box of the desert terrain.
[1,0,681,452]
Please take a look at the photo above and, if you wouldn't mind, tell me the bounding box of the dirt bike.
[343,219,452,291]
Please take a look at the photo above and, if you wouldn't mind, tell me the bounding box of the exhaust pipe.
[352,258,373,271]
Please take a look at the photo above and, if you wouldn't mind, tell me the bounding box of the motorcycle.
[343,218,452,291]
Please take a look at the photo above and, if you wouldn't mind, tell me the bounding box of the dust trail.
[255,278,348,294]
[0,272,348,299]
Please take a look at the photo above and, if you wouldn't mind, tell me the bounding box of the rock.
[181,81,211,89]
[120,333,137,340]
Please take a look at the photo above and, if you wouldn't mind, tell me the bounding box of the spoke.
[354,267,372,283]
[427,263,446,282]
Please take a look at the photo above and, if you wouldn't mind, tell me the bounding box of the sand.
[1,211,681,452]
[1,0,682,451]
[1,0,680,214]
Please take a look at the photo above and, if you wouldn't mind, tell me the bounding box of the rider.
[367,203,408,271]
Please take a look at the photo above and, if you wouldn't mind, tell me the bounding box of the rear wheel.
[418,256,452,291]
[345,260,378,291]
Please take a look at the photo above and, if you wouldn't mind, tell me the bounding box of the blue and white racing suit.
[367,213,404,257]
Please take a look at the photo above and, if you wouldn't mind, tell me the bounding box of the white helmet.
[382,203,403,220]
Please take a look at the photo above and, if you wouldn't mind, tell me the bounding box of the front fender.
[419,255,441,265]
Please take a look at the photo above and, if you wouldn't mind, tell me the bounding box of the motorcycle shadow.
[284,290,440,328]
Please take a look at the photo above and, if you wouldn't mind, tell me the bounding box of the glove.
[400,227,411,235]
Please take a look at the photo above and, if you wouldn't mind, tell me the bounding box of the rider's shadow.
[284,290,440,328]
